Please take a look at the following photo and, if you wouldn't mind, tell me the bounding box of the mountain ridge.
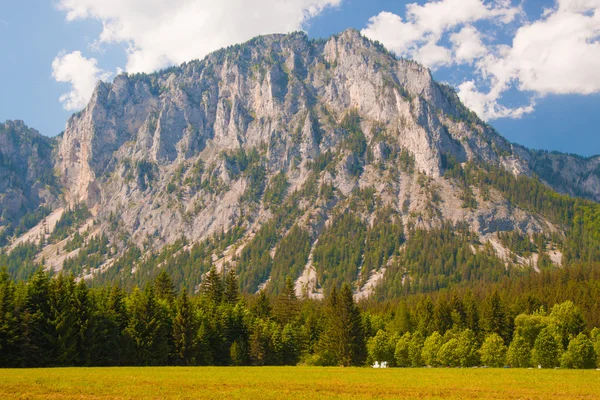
[2,29,600,298]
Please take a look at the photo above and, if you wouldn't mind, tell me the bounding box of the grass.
[0,367,599,399]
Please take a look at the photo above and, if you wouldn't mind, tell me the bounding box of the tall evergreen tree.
[22,269,54,367]
[173,290,198,365]
[201,266,223,304]
[252,291,271,318]
[320,284,365,366]
[273,277,299,324]
[125,285,170,365]
[154,270,175,304]
[223,268,240,305]
[0,269,19,367]
[481,290,509,343]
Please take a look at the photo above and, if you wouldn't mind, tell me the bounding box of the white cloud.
[362,0,600,121]
[52,51,111,111]
[362,0,519,65]
[450,26,487,64]
[500,0,600,95]
[412,37,453,68]
[457,80,535,120]
[56,0,341,73]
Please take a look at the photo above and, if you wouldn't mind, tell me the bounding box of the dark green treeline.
[1,265,600,368]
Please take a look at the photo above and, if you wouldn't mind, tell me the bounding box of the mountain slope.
[0,121,60,245]
[2,29,600,298]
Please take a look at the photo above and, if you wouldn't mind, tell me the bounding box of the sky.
[1,0,599,156]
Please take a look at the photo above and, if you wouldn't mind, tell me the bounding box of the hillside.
[1,29,600,297]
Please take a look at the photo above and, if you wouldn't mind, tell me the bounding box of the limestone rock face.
[0,121,59,230]
[2,29,600,293]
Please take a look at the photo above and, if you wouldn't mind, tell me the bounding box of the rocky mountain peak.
[3,30,600,296]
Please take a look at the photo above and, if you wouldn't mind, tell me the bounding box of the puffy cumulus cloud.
[412,38,453,68]
[457,80,535,120]
[362,0,518,64]
[499,0,600,95]
[450,26,487,64]
[363,0,600,121]
[52,51,111,111]
[56,0,341,73]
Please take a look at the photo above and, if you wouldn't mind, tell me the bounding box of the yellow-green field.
[1,367,599,400]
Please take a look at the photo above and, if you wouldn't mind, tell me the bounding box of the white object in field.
[372,361,388,368]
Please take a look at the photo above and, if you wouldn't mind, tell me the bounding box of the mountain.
[0,121,60,245]
[2,29,600,297]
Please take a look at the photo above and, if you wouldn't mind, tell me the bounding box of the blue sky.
[1,0,599,156]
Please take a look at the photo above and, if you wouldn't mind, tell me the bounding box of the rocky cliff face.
[2,29,599,295]
[0,121,59,236]
[54,30,515,240]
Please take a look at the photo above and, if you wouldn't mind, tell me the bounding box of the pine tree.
[154,270,175,304]
[73,279,94,366]
[252,291,271,318]
[319,284,365,366]
[481,290,509,343]
[434,297,453,334]
[22,268,54,367]
[50,274,79,366]
[173,291,198,365]
[463,290,479,333]
[201,266,223,304]
[0,269,19,367]
[273,277,299,324]
[416,297,435,336]
[125,285,170,365]
[223,268,240,305]
[280,323,299,365]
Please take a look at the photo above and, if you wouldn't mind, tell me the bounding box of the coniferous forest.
[1,264,600,369]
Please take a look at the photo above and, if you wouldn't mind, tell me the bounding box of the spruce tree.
[201,266,223,304]
[125,285,170,365]
[481,290,509,343]
[318,285,365,366]
[273,277,299,324]
[223,268,240,305]
[0,269,19,367]
[173,290,198,365]
[22,269,54,367]
[154,270,175,304]
[73,279,94,366]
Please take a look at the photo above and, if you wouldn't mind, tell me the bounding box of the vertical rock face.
[55,30,500,211]
[0,121,58,229]
[49,29,599,247]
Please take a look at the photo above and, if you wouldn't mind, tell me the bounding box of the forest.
[1,264,599,369]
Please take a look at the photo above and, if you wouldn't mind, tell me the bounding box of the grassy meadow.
[1,367,599,399]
